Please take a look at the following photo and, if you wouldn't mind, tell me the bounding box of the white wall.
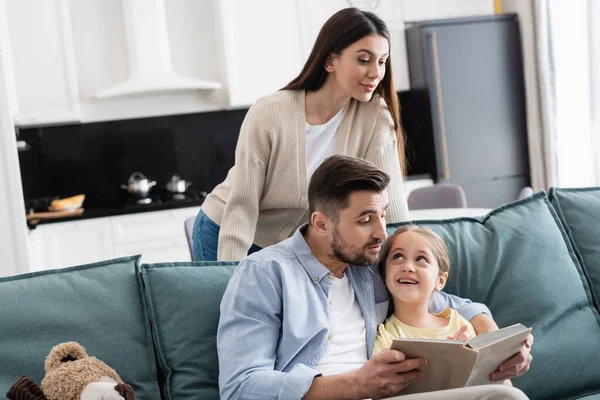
[0,0,30,277]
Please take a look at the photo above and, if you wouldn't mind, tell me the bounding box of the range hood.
[94,0,221,99]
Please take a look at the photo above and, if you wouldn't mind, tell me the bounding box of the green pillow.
[0,256,160,399]
[550,187,600,312]
[387,193,600,400]
[140,262,238,400]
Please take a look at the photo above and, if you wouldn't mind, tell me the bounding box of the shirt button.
[314,277,319,282]
[328,335,333,341]
[328,274,334,280]
[329,300,333,306]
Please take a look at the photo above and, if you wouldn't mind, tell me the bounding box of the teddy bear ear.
[44,341,88,372]
[6,375,48,400]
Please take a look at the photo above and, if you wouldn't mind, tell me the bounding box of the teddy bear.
[6,341,135,400]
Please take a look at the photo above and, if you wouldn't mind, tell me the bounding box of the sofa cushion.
[0,256,161,399]
[140,261,238,400]
[387,193,600,400]
[550,187,600,312]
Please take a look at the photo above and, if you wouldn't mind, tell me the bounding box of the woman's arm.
[364,104,409,223]
[217,104,270,261]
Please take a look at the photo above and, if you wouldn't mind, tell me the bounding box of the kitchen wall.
[18,107,248,207]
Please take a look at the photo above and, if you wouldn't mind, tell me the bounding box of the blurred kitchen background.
[0,0,598,276]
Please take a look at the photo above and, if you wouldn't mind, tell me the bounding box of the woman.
[193,7,409,261]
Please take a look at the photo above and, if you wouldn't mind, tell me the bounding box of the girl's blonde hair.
[378,225,451,281]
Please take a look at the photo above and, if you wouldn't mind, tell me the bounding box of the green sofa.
[1,188,600,400]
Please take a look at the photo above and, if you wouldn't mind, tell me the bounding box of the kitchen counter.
[27,196,205,229]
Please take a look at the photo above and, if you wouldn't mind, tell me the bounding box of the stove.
[124,194,162,209]
[161,190,207,203]
[123,190,207,210]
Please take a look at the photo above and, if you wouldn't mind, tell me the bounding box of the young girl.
[193,7,409,261]
[374,225,513,387]
[374,224,476,353]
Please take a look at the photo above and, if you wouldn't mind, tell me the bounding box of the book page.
[466,323,530,349]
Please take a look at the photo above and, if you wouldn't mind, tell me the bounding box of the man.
[218,155,533,400]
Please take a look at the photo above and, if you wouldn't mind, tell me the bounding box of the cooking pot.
[166,174,192,193]
[121,172,156,198]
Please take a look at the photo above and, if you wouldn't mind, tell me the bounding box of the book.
[390,323,532,394]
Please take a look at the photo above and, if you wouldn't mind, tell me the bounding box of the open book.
[391,323,532,394]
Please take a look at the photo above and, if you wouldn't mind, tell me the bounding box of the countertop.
[27,197,205,229]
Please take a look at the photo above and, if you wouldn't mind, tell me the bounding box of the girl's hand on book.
[447,325,471,342]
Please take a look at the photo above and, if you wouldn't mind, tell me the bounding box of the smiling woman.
[194,7,410,261]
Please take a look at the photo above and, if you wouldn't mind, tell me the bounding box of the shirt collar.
[291,224,335,284]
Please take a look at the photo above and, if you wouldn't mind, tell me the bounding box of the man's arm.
[303,350,427,400]
[217,261,319,400]
[429,291,492,322]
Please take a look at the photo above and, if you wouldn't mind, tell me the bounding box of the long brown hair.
[282,7,406,175]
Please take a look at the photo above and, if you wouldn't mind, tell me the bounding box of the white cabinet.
[298,0,410,92]
[217,0,305,107]
[43,218,114,270]
[111,207,200,264]
[402,0,495,22]
[3,0,81,126]
[26,206,201,271]
[26,227,48,272]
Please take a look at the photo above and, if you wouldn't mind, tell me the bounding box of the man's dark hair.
[308,155,390,220]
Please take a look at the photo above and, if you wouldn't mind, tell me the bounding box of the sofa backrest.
[3,189,600,400]
[139,262,238,400]
[550,187,600,311]
[0,256,161,399]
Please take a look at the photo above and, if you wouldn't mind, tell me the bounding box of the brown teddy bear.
[6,342,135,400]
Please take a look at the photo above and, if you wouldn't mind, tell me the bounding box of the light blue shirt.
[217,226,491,400]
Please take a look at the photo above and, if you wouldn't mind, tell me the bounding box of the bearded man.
[217,155,533,400]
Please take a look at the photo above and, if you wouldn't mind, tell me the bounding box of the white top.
[305,107,345,181]
[314,272,368,376]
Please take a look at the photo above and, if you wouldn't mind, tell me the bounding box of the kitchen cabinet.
[25,206,201,272]
[26,228,48,272]
[44,218,114,271]
[114,238,191,264]
[299,0,410,91]
[111,207,199,263]
[402,0,495,23]
[2,0,81,127]
[217,0,305,107]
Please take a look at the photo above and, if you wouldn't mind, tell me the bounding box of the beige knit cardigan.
[201,90,409,261]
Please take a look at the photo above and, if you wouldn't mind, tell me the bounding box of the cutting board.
[26,208,84,224]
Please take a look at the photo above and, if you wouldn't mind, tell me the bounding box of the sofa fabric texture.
[140,262,238,400]
[550,187,600,312]
[0,256,161,399]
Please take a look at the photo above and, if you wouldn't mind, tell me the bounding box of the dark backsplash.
[18,90,429,210]
[18,108,249,208]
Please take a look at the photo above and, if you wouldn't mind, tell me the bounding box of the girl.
[193,7,409,261]
[374,225,476,353]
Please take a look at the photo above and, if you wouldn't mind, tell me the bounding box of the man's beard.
[329,225,383,266]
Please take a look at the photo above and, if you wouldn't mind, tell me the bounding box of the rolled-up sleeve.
[218,261,320,400]
[429,291,492,322]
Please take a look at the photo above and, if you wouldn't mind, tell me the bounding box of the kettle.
[121,172,157,198]
[166,174,192,194]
